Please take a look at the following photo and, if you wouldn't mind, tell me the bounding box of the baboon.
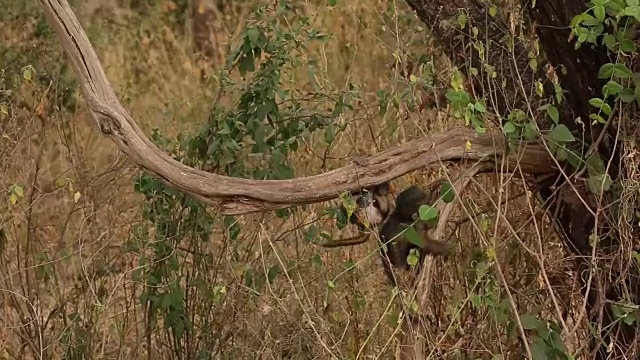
[339,183,452,285]
[378,185,452,285]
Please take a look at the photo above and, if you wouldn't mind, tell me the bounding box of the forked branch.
[37,0,556,215]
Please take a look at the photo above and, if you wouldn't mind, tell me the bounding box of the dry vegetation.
[0,1,593,359]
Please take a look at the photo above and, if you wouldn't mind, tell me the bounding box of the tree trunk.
[192,0,217,58]
[404,0,638,358]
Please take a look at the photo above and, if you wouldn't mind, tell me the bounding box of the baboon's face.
[353,190,385,227]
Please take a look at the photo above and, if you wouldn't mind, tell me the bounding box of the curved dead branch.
[36,0,556,215]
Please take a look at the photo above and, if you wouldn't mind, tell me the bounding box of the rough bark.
[405,0,545,120]
[525,1,613,147]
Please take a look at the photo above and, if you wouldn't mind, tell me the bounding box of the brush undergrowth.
[3,1,632,359]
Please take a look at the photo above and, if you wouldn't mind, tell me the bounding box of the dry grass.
[0,1,587,359]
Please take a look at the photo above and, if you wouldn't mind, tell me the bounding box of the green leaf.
[160,293,172,309]
[353,294,366,310]
[548,328,567,352]
[598,63,614,79]
[418,205,439,221]
[503,121,516,134]
[581,13,601,26]
[451,70,464,89]
[548,124,575,144]
[620,39,637,53]
[594,5,606,22]
[535,80,544,96]
[238,53,255,76]
[324,124,336,143]
[602,33,616,48]
[523,121,538,140]
[387,309,400,326]
[612,63,633,78]
[312,254,323,267]
[244,270,254,287]
[456,13,468,29]
[566,149,582,168]
[327,280,335,289]
[0,104,8,118]
[267,264,281,283]
[602,80,623,96]
[13,185,24,197]
[588,97,605,108]
[621,88,636,103]
[343,259,356,271]
[469,293,482,308]
[22,65,35,81]
[586,153,606,176]
[577,32,588,43]
[554,83,564,103]
[404,226,426,248]
[555,147,568,161]
[474,101,487,112]
[530,338,550,360]
[439,181,456,203]
[623,5,640,20]
[445,89,471,108]
[406,250,420,267]
[304,225,318,242]
[587,173,613,195]
[328,0,337,5]
[546,105,559,124]
[246,27,260,46]
[589,113,606,124]
[520,314,542,330]
[275,207,291,218]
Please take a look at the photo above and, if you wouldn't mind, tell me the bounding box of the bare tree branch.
[37,0,555,215]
